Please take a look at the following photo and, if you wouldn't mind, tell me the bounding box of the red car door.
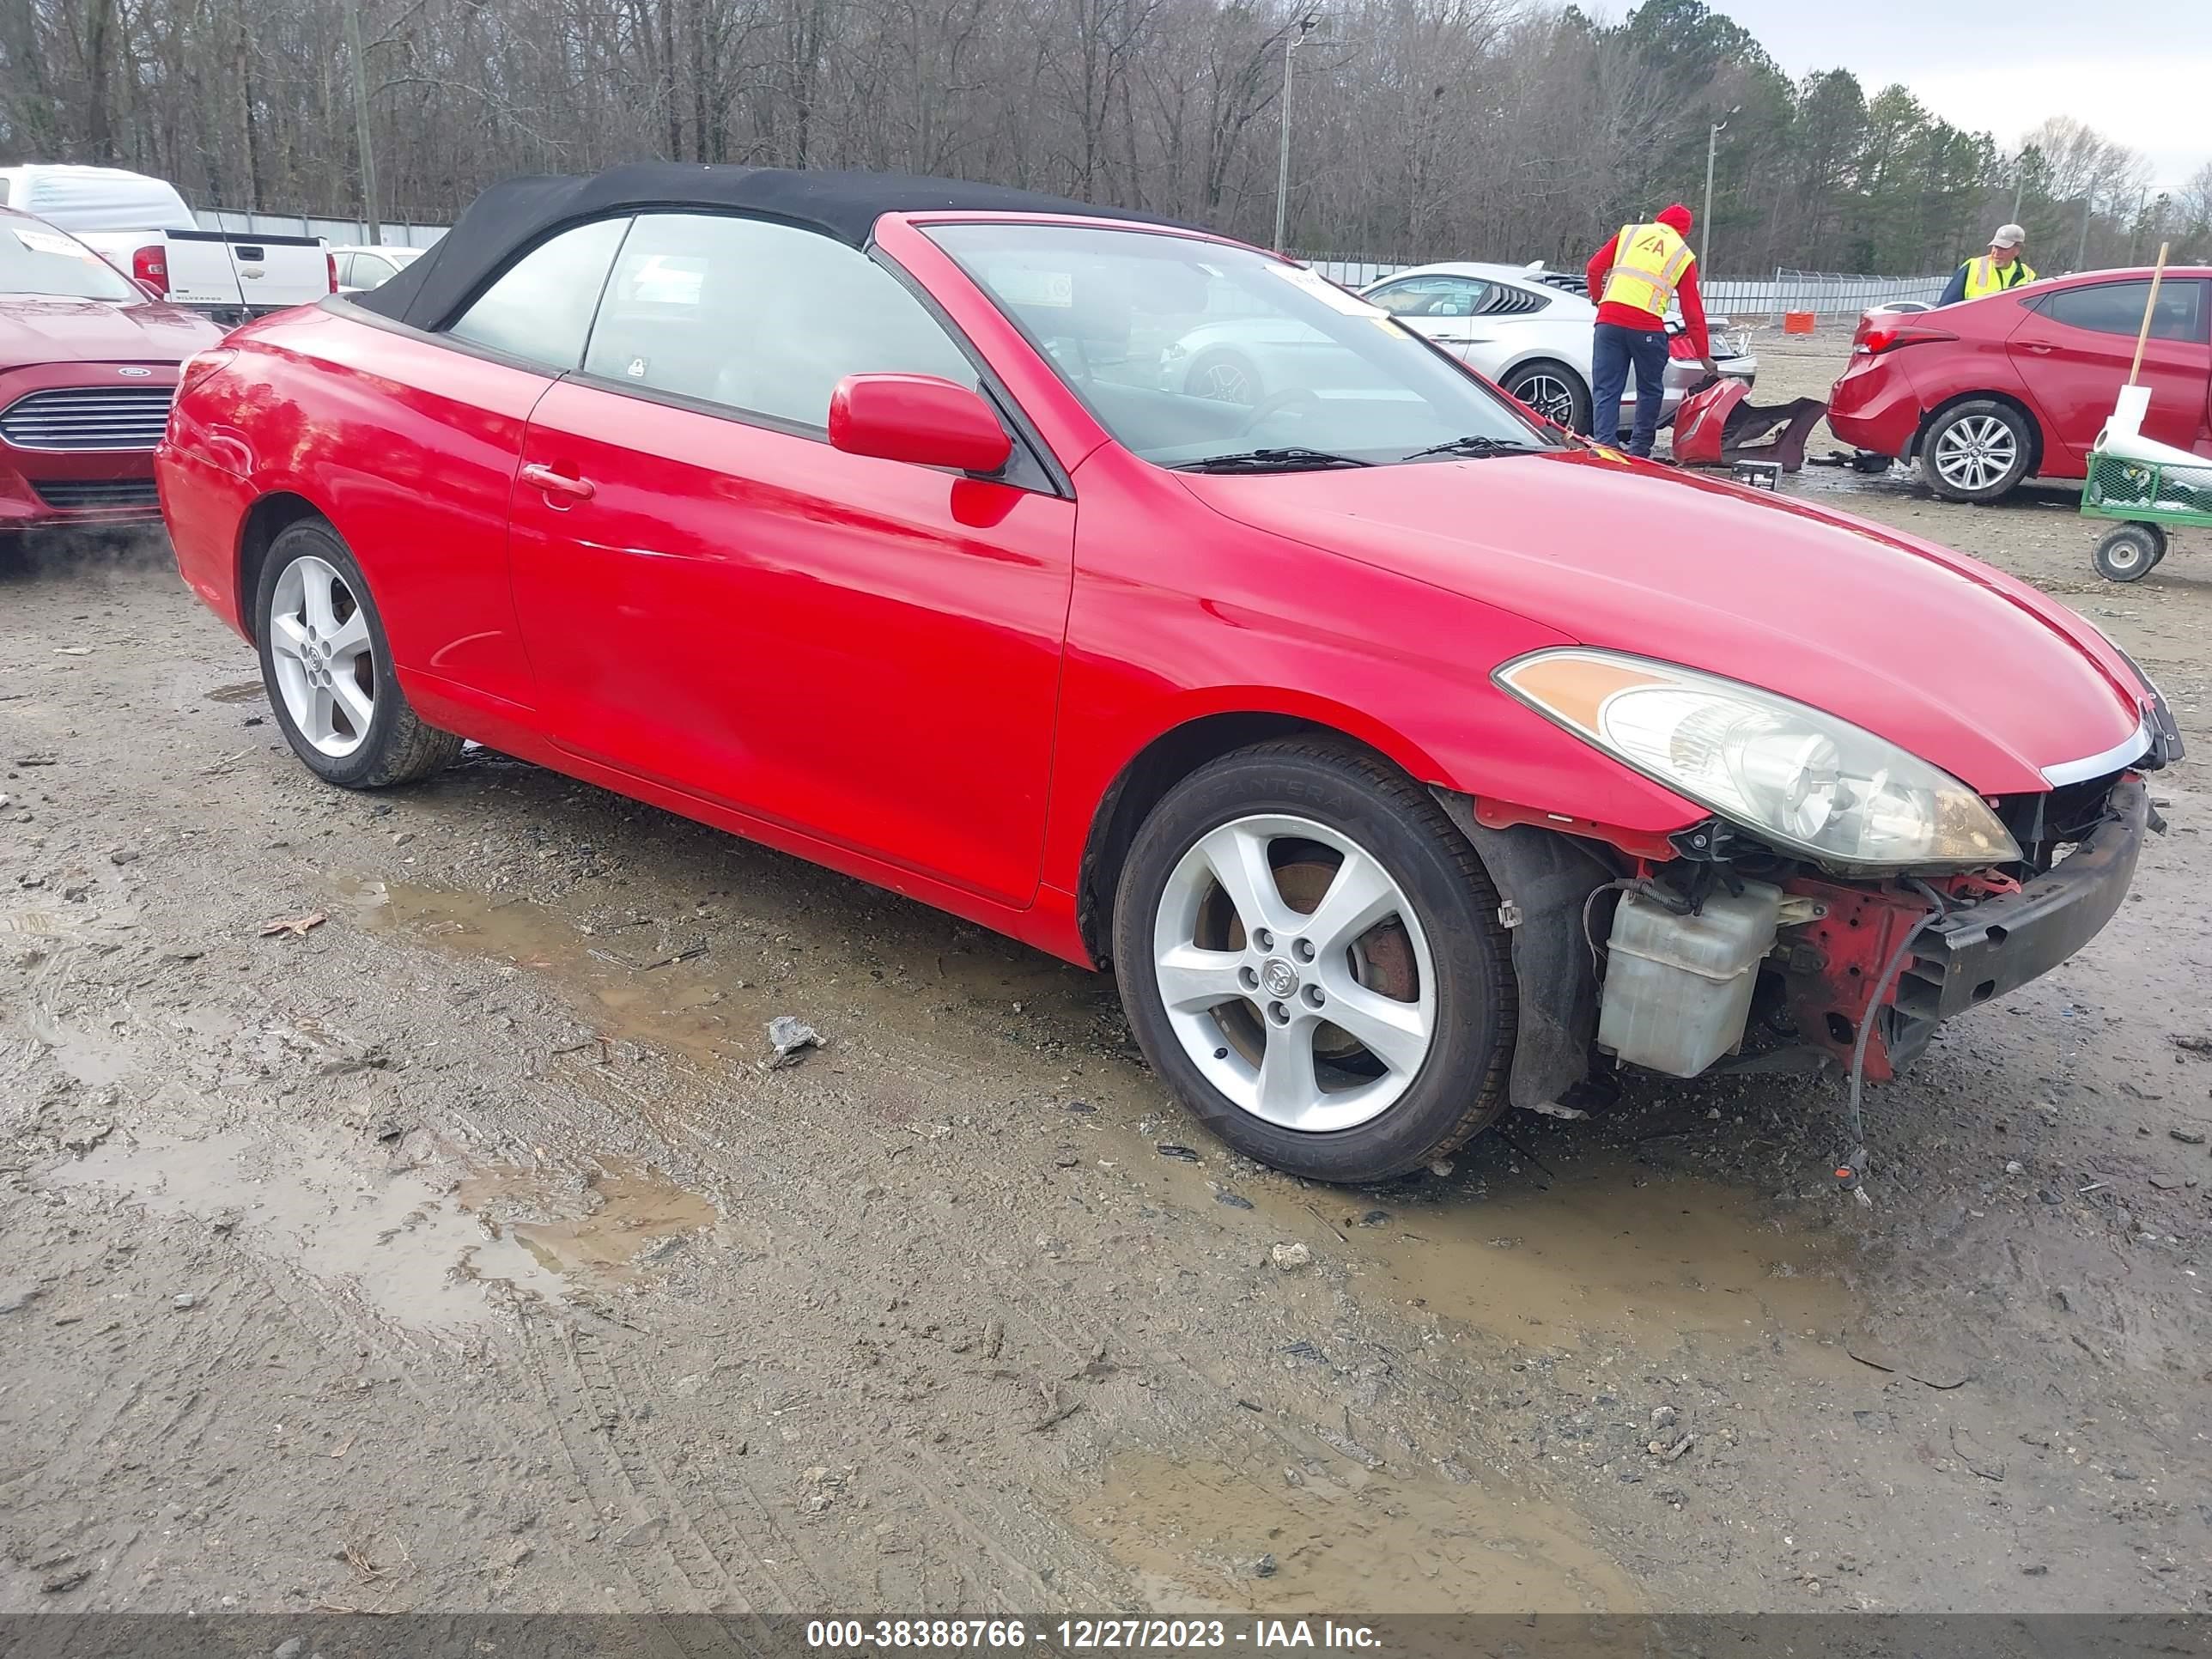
[507,211,1075,908]
[2007,277,2212,467]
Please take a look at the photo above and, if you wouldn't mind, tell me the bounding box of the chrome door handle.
[520,463,595,501]
[2021,343,2054,355]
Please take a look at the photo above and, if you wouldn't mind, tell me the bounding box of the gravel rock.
[1270,1242,1312,1271]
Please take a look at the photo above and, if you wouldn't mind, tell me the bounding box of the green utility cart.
[2083,445,2212,583]
[2081,245,2211,583]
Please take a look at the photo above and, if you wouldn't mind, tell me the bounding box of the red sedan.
[158,167,2178,1185]
[1,206,223,532]
[1830,266,2212,501]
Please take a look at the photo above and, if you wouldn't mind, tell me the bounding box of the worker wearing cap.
[1584,203,1712,458]
[1941,224,2037,305]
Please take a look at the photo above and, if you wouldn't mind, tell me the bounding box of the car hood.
[1179,447,2147,795]
[0,295,222,370]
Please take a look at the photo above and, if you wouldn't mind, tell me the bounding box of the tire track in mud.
[562,1320,786,1622]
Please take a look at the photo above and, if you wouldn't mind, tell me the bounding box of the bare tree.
[0,0,2100,274]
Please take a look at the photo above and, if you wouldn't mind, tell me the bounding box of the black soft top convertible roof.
[353,163,1185,331]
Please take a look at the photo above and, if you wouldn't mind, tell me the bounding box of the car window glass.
[929,223,1553,467]
[354,253,396,287]
[1367,276,1491,319]
[582,212,976,428]
[2040,280,2205,343]
[447,217,631,369]
[0,218,142,302]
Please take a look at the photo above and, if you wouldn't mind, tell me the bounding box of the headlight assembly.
[1496,647,2021,873]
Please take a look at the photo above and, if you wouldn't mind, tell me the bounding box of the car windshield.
[925,222,1557,469]
[0,218,140,302]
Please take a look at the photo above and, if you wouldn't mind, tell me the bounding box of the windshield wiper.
[1172,447,1374,473]
[1401,434,1540,461]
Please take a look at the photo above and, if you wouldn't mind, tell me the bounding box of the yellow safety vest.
[1962,255,2034,299]
[1601,222,1695,318]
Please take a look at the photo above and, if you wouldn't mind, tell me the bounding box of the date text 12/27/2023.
[805,1620,1383,1650]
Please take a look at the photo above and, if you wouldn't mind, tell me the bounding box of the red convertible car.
[158,167,2179,1184]
[1830,265,2212,502]
[2,205,222,532]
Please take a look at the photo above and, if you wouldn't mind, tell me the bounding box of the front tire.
[1922,398,2033,502]
[1111,740,1516,1183]
[255,519,462,788]
[1502,360,1592,434]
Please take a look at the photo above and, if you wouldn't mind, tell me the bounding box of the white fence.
[1727,269,1949,319]
[195,209,447,249]
[1297,255,1948,320]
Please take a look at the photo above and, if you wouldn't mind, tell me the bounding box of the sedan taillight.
[1856,321,1957,356]
[132,245,169,295]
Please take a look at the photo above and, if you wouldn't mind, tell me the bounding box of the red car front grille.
[0,386,176,452]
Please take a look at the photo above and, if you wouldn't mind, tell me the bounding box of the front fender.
[1434,793,1619,1109]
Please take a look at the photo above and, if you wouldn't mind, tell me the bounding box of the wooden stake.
[2127,241,2170,386]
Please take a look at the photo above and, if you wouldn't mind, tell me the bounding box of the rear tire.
[1111,739,1516,1184]
[1502,360,1592,434]
[1922,398,2033,502]
[254,519,462,788]
[2092,522,2166,583]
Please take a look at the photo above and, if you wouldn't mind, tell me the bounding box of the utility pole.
[2076,189,2093,272]
[2011,160,2025,222]
[1699,108,1735,270]
[1273,14,1318,254]
[343,0,381,246]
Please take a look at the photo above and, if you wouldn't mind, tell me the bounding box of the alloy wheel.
[1150,813,1437,1133]
[1192,359,1255,403]
[1512,372,1577,428]
[268,554,376,758]
[1932,414,2019,493]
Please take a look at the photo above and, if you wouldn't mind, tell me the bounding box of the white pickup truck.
[0,164,333,324]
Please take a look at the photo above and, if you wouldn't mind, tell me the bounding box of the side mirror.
[828,374,1013,475]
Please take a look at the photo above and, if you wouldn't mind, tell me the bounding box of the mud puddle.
[457,1158,719,1284]
[1131,1144,1863,1363]
[43,1127,567,1330]
[26,1009,135,1088]
[41,1129,719,1329]
[335,874,1103,1074]
[338,878,744,1065]
[1081,1453,1638,1613]
[1361,1165,1863,1360]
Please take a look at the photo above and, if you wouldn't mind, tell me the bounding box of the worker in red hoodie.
[1583,203,1714,457]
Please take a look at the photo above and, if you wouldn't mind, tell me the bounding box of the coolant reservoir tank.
[1598,879,1783,1079]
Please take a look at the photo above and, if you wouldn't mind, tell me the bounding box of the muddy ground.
[3,331,2209,1619]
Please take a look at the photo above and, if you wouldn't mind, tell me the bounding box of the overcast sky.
[1698,0,2211,191]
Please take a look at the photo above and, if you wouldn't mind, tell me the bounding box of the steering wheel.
[1236,386,1322,436]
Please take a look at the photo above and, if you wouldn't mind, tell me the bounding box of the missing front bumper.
[1786,776,2152,1076]
[1900,775,2149,1024]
